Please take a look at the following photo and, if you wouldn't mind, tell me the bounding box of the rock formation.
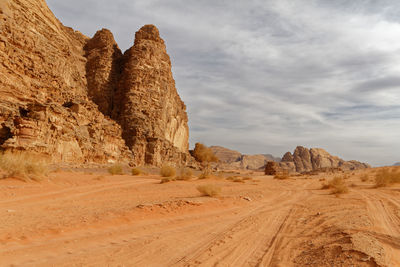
[85,29,122,117]
[210,146,280,170]
[279,146,370,173]
[210,146,242,163]
[264,161,281,175]
[394,162,400,166]
[0,0,191,166]
[114,25,190,166]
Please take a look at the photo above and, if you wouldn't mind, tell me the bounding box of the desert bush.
[192,143,218,164]
[197,184,221,197]
[160,177,175,184]
[274,173,289,180]
[0,151,48,181]
[233,177,245,183]
[160,165,176,177]
[321,176,348,195]
[131,168,141,176]
[375,169,400,187]
[108,164,123,175]
[175,166,193,181]
[198,169,212,179]
[360,174,369,182]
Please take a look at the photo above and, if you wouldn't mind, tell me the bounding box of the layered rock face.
[280,146,370,173]
[0,0,191,166]
[85,29,122,117]
[114,25,190,166]
[0,0,131,163]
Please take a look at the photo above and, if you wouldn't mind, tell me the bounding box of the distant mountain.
[279,146,370,173]
[394,162,400,166]
[209,146,242,163]
[210,146,280,170]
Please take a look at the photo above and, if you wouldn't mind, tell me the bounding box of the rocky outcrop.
[0,0,132,163]
[114,25,190,166]
[279,146,370,173]
[264,161,281,175]
[210,146,280,170]
[0,0,191,166]
[281,152,294,162]
[210,146,242,163]
[85,29,122,117]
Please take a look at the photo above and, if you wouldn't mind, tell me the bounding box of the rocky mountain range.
[0,0,191,166]
[394,162,400,166]
[278,146,370,173]
[210,146,280,170]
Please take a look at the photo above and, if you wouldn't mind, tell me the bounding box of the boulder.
[264,161,281,175]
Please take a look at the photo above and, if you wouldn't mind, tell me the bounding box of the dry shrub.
[131,168,141,176]
[198,170,212,179]
[0,151,48,181]
[176,166,193,181]
[108,164,123,175]
[197,184,221,197]
[375,169,400,187]
[226,176,250,183]
[160,165,176,177]
[274,173,289,180]
[232,177,245,183]
[360,174,369,182]
[192,143,218,164]
[321,176,349,195]
[160,177,175,184]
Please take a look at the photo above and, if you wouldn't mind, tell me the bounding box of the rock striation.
[0,0,191,166]
[279,146,370,173]
[114,25,190,166]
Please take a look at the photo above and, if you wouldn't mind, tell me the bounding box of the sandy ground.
[0,168,399,266]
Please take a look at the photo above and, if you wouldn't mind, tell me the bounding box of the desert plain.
[1,167,399,266]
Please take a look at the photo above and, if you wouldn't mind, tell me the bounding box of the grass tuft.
[108,164,124,175]
[321,176,349,195]
[197,184,221,197]
[0,151,48,181]
[131,168,141,176]
[374,169,400,187]
[176,167,193,181]
[160,165,176,178]
[274,173,289,180]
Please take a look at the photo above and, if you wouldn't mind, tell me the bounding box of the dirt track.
[0,169,399,266]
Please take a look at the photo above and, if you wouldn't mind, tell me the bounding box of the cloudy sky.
[47,0,400,166]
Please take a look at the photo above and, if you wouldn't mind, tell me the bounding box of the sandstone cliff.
[0,0,191,166]
[114,25,190,166]
[279,146,370,173]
